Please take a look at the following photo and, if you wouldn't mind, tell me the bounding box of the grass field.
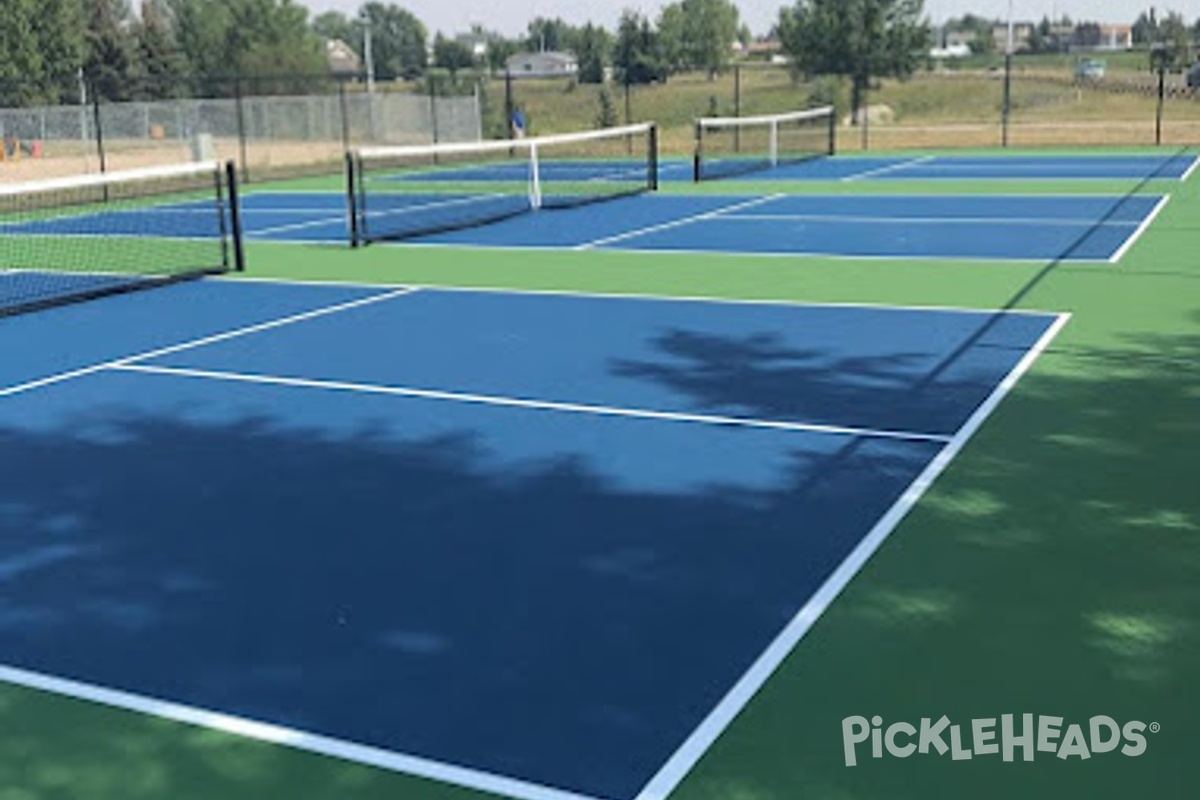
[487,63,1200,154]
[1,149,1196,799]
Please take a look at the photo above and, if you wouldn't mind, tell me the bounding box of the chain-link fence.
[5,60,1195,182]
[486,58,1199,159]
[0,73,482,184]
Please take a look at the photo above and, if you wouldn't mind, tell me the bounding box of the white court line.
[720,212,1138,228]
[841,155,935,182]
[1181,155,1200,182]
[1108,194,1171,264]
[0,665,605,800]
[110,363,952,444]
[0,288,416,398]
[218,275,1065,318]
[387,238,1096,265]
[632,311,1072,800]
[573,194,785,250]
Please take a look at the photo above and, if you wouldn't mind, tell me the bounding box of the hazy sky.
[303,0,1200,37]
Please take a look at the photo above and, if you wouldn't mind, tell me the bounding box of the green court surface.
[2,151,1197,799]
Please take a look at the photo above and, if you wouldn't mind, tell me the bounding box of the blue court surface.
[0,279,1064,800]
[727,152,1200,181]
[230,190,1165,262]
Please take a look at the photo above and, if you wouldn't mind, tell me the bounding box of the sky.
[303,0,1200,38]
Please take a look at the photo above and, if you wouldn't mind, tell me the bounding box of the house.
[992,22,1035,53]
[1097,24,1133,51]
[504,51,578,79]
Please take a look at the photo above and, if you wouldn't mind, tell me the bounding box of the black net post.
[692,119,702,182]
[648,124,659,190]
[345,151,361,248]
[224,160,246,272]
[827,108,837,155]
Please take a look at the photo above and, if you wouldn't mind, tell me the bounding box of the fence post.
[734,65,741,152]
[504,70,514,139]
[338,80,351,153]
[1001,52,1012,147]
[90,83,108,178]
[234,75,249,183]
[1155,64,1165,146]
[428,77,440,144]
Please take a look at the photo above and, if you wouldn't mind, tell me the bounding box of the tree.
[84,0,140,101]
[1072,22,1101,49]
[359,2,426,80]
[656,4,688,73]
[525,17,578,53]
[1154,12,1192,71]
[945,13,994,56]
[167,0,235,90]
[596,87,618,127]
[311,10,356,49]
[657,0,739,76]
[433,34,475,77]
[1132,10,1156,45]
[31,0,86,102]
[778,0,928,124]
[0,0,44,106]
[612,11,665,86]
[224,0,327,87]
[574,23,609,84]
[135,0,188,99]
[164,0,328,93]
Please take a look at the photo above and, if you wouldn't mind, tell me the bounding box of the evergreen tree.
[575,24,609,84]
[135,0,188,99]
[0,0,47,106]
[84,0,140,102]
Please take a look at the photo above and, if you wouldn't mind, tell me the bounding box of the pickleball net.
[693,106,836,182]
[346,123,658,246]
[1,161,243,317]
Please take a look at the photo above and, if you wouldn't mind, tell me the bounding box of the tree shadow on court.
[1,318,1196,800]
[0,381,927,800]
[608,324,1038,435]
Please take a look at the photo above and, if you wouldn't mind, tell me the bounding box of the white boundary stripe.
[110,363,952,444]
[216,275,1064,318]
[721,212,1137,228]
[631,311,1072,800]
[574,194,785,250]
[1108,194,1171,264]
[247,213,349,237]
[388,238,1105,265]
[1179,155,1199,182]
[0,289,416,398]
[0,665,605,800]
[841,155,935,182]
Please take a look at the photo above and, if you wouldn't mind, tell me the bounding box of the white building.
[504,51,578,79]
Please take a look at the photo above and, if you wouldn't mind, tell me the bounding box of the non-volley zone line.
[111,362,952,444]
